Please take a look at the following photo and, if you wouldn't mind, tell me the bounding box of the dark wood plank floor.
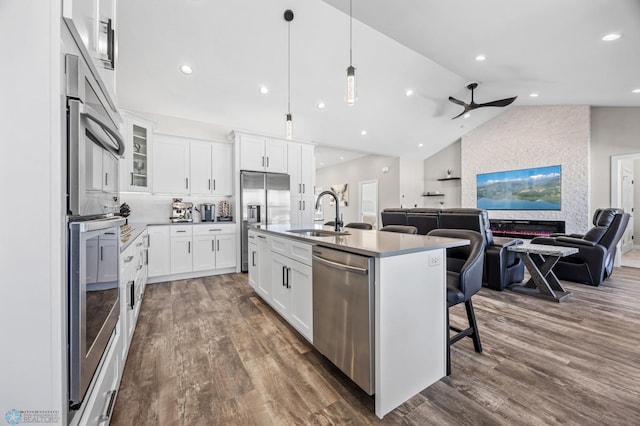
[111,267,640,425]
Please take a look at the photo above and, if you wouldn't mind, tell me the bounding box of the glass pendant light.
[284,10,294,139]
[346,0,356,105]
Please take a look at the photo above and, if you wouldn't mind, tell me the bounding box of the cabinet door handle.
[257,235,266,239]
[127,281,135,309]
[252,251,256,267]
[262,156,265,167]
[105,172,108,186]
[302,183,305,194]
[176,230,186,233]
[209,228,221,232]
[286,267,291,289]
[100,246,104,261]
[123,255,134,263]
[217,240,220,251]
[298,183,301,194]
[213,179,216,190]
[282,265,287,287]
[186,177,189,189]
[145,249,149,265]
[298,200,301,211]
[131,172,134,185]
[208,179,211,190]
[267,157,270,167]
[302,200,305,210]
[212,240,215,252]
[188,241,191,253]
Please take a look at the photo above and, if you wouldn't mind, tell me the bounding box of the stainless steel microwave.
[66,54,124,220]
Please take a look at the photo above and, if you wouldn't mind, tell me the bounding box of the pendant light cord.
[349,0,353,66]
[288,21,291,115]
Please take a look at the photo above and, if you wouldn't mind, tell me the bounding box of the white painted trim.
[610,152,640,266]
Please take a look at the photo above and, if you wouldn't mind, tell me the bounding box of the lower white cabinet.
[252,232,313,342]
[148,226,170,277]
[248,236,258,290]
[148,223,237,281]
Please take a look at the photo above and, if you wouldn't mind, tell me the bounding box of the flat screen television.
[476,165,561,210]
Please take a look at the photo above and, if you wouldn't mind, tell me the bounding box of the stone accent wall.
[461,106,590,234]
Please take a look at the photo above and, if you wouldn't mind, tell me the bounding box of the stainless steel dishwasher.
[312,246,375,395]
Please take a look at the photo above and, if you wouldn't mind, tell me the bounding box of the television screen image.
[476,165,561,210]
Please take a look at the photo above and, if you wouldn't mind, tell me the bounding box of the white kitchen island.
[250,224,468,418]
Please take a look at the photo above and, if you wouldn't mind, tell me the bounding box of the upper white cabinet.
[120,112,154,192]
[235,133,288,173]
[153,134,191,194]
[153,134,233,196]
[190,141,233,196]
[63,0,118,105]
[288,143,316,228]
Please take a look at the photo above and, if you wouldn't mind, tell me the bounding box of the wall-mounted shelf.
[437,177,461,181]
[422,193,445,197]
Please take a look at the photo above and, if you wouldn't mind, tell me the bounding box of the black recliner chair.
[530,208,630,286]
[439,209,524,291]
[428,229,486,376]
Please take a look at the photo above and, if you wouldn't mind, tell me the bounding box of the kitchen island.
[250,224,468,418]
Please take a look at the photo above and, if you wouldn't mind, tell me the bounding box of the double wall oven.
[65,52,125,409]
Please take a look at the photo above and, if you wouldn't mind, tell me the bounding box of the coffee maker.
[170,198,193,223]
[200,203,215,222]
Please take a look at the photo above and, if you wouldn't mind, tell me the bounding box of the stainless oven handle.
[312,255,368,275]
[72,217,125,232]
[81,106,125,156]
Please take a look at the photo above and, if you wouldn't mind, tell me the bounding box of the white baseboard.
[147,266,237,284]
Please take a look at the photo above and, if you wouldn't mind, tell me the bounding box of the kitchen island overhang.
[251,224,468,418]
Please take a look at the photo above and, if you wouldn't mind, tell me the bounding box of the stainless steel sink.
[286,228,350,237]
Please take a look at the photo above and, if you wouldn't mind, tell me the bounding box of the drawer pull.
[123,255,134,263]
[98,389,117,424]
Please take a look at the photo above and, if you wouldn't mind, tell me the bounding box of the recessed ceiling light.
[475,55,487,62]
[259,86,269,94]
[632,88,640,94]
[418,143,424,147]
[360,130,367,136]
[529,93,539,98]
[405,89,414,97]
[602,33,622,41]
[319,162,324,166]
[340,156,344,160]
[317,102,326,109]
[463,113,471,118]
[180,65,193,74]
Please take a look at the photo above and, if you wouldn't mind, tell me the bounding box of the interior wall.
[461,106,591,234]
[423,140,461,208]
[315,155,399,225]
[0,0,65,419]
[590,107,640,210]
[635,160,640,248]
[127,110,230,141]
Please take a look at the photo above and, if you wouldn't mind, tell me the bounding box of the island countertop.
[253,224,468,257]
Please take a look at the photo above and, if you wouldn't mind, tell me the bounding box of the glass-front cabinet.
[120,111,154,192]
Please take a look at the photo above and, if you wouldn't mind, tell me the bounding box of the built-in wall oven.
[65,51,125,409]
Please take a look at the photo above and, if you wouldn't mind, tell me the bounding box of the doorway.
[611,153,639,268]
[359,180,378,229]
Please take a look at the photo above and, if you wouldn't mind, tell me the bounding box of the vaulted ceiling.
[117,0,640,163]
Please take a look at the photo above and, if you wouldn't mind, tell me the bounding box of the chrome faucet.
[315,190,343,231]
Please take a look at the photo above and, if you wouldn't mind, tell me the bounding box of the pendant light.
[346,0,356,105]
[284,9,294,140]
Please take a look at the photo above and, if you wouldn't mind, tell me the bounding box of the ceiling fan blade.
[477,96,517,108]
[448,96,469,107]
[451,107,472,120]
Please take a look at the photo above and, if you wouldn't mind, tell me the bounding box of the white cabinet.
[148,224,237,280]
[192,226,237,272]
[255,233,313,342]
[153,134,233,196]
[190,140,233,196]
[97,236,118,282]
[63,0,118,104]
[86,142,119,194]
[147,226,170,278]
[288,143,316,228]
[153,134,190,194]
[170,225,193,274]
[248,233,258,290]
[120,112,154,192]
[236,132,288,173]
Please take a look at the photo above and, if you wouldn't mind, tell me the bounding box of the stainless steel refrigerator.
[240,171,291,272]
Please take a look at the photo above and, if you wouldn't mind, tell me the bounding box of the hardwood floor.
[111,268,640,425]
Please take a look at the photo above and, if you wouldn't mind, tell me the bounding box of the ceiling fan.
[449,83,517,119]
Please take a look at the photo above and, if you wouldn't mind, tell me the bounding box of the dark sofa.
[381,207,524,291]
